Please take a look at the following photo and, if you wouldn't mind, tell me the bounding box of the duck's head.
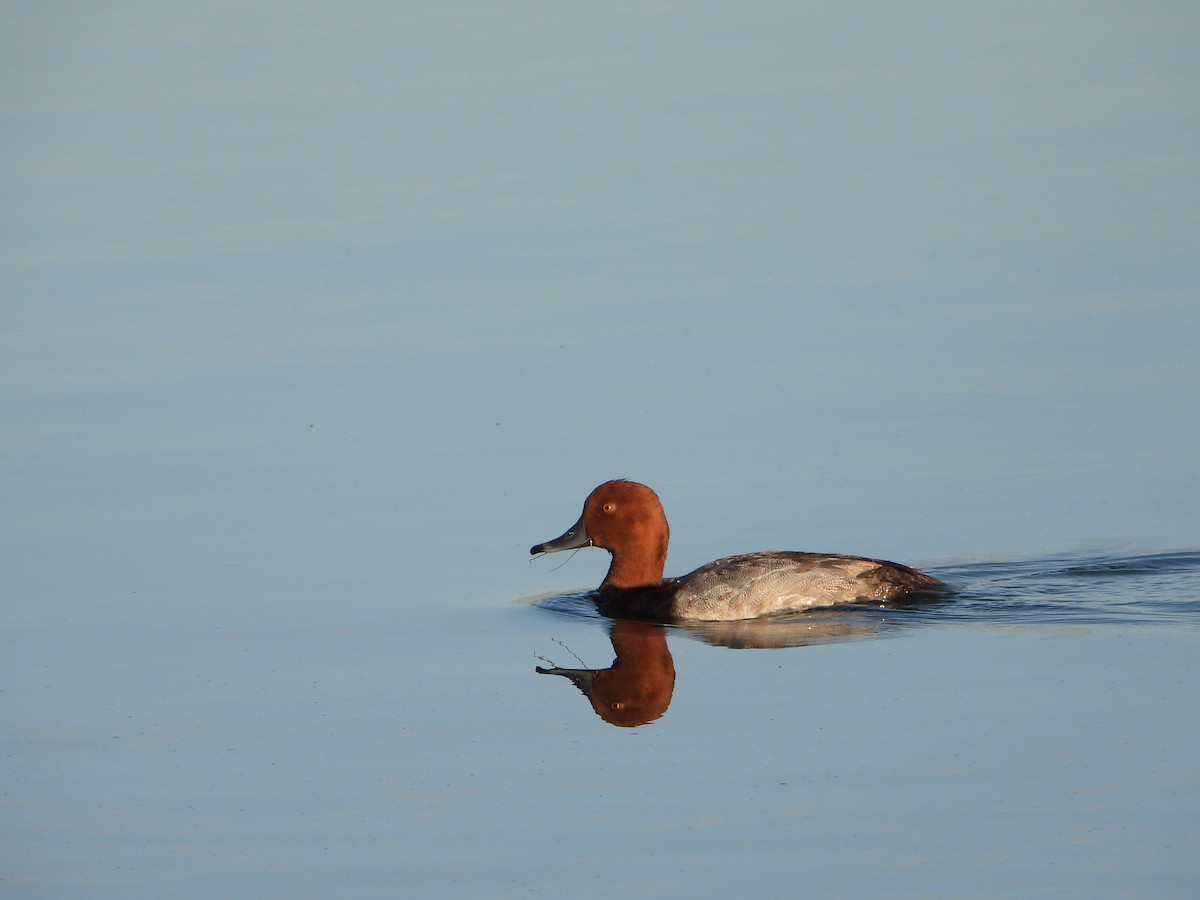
[530,479,671,589]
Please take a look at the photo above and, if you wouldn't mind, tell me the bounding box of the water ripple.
[531,549,1200,636]
[928,549,1200,626]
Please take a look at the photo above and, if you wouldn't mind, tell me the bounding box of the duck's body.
[612,551,943,621]
[531,480,944,622]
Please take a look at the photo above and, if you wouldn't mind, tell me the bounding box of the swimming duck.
[530,479,945,621]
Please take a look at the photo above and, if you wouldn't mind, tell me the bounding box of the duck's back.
[665,551,944,621]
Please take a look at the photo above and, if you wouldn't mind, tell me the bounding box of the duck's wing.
[670,552,943,621]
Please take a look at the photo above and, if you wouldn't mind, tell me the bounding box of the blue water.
[6,547,1197,897]
[4,2,1199,897]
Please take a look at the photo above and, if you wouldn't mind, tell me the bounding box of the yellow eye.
[602,502,615,513]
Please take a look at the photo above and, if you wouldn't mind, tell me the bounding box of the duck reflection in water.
[535,607,936,724]
[538,619,676,728]
[536,613,899,727]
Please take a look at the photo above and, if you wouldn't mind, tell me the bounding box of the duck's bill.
[530,513,592,556]
[535,666,598,697]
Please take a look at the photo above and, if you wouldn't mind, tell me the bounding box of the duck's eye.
[602,502,615,513]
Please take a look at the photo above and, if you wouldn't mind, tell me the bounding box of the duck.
[530,479,945,621]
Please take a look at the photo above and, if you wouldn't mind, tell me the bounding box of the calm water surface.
[4,3,1199,897]
[6,549,1197,897]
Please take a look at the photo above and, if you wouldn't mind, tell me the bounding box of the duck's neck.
[601,524,669,589]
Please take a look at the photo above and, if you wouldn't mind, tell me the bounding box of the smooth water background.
[3,3,1198,897]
